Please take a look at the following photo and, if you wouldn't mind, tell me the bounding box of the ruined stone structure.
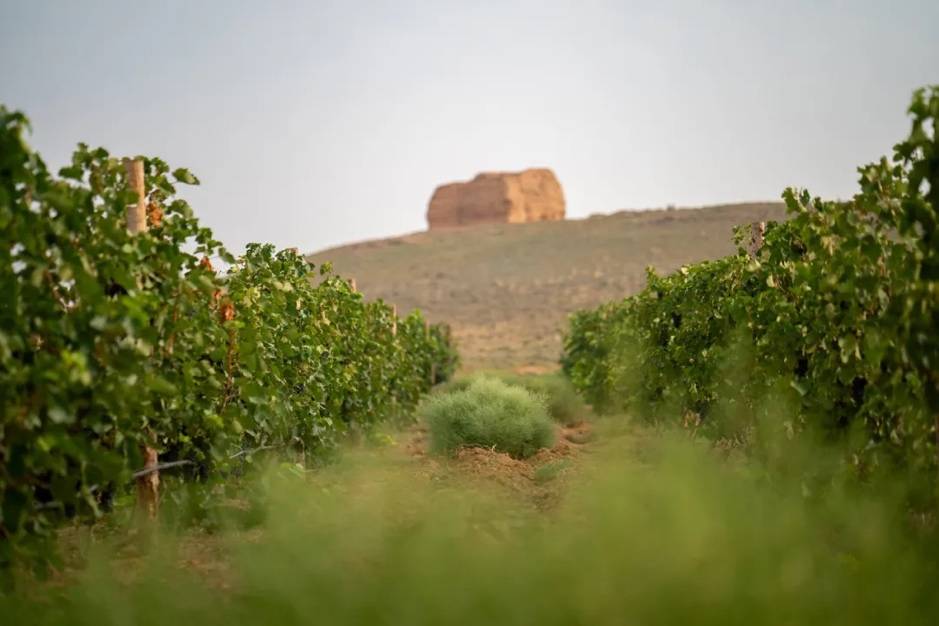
[426,168,565,229]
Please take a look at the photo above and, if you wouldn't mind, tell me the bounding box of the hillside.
[307,202,787,371]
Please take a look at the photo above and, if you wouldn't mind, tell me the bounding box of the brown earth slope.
[307,202,786,371]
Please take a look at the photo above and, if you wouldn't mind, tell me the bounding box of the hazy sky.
[2,1,937,254]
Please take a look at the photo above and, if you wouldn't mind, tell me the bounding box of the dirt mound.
[406,422,591,508]
[535,423,592,460]
[452,446,536,493]
[427,168,565,229]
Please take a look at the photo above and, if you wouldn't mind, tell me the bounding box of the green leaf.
[48,406,73,424]
[172,168,200,185]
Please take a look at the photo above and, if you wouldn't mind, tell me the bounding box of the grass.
[421,376,555,458]
[533,459,572,484]
[4,421,938,625]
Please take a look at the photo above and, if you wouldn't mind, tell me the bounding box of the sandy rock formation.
[427,168,565,229]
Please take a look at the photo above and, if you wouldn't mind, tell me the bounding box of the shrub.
[506,373,585,426]
[422,377,554,459]
[437,372,586,426]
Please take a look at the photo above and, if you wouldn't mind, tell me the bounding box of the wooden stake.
[391,304,397,337]
[136,446,160,521]
[125,157,160,521]
[124,158,147,235]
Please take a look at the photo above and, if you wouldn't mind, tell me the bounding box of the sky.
[2,0,937,254]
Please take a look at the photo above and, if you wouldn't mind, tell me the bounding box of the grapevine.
[0,108,457,569]
[563,86,939,486]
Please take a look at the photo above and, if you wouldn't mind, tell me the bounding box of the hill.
[307,202,787,372]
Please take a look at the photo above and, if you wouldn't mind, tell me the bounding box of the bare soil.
[405,421,593,510]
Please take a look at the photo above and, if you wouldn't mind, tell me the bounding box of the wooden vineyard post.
[125,157,160,521]
[391,304,397,337]
[124,158,147,235]
[136,446,160,521]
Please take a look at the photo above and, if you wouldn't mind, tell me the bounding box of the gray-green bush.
[422,377,555,459]
[437,372,586,426]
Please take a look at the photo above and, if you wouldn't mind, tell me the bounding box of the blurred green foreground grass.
[4,419,938,626]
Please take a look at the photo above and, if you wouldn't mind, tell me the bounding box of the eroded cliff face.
[427,168,565,229]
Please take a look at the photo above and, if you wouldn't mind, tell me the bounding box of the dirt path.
[401,421,593,510]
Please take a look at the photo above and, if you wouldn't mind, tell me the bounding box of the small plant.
[422,377,555,459]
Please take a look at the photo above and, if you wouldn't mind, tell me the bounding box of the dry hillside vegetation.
[308,202,786,371]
